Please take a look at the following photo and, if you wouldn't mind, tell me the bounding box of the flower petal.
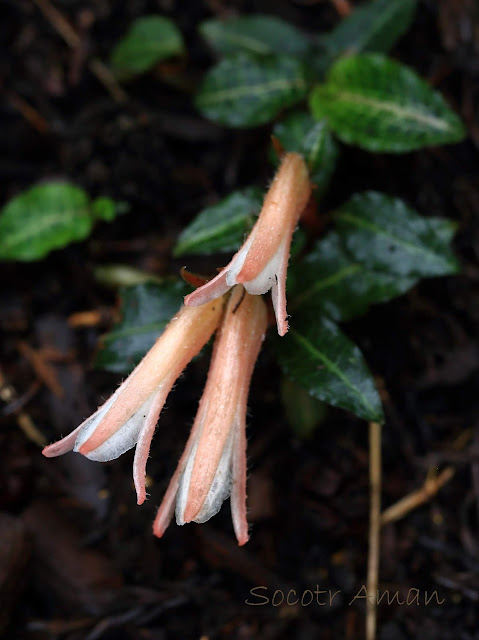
[230,396,249,546]
[178,423,235,525]
[133,382,174,505]
[76,391,160,462]
[42,424,84,457]
[152,392,210,537]
[269,233,292,336]
[184,270,230,307]
[78,300,224,456]
[178,287,268,528]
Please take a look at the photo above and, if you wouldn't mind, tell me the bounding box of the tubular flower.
[42,299,224,505]
[184,152,311,336]
[153,286,268,546]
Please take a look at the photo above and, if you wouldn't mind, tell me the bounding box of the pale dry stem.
[367,421,381,640]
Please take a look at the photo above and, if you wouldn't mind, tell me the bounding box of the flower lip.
[184,152,311,336]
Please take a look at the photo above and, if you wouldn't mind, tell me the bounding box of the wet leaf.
[310,54,466,152]
[0,183,121,261]
[289,232,417,322]
[274,314,384,423]
[195,53,308,127]
[174,187,263,256]
[199,15,310,57]
[272,111,339,195]
[95,280,189,373]
[335,192,460,277]
[110,15,184,80]
[322,0,416,58]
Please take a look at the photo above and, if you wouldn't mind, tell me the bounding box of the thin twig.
[8,92,49,133]
[367,422,381,640]
[32,0,127,104]
[17,340,64,398]
[0,370,47,447]
[472,425,479,528]
[380,467,455,527]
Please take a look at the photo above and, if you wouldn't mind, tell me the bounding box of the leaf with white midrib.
[274,315,384,423]
[330,89,453,134]
[323,0,417,57]
[335,191,459,277]
[289,328,378,419]
[310,53,466,152]
[196,53,308,127]
[289,263,362,312]
[174,187,262,256]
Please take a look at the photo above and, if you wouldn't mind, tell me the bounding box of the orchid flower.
[42,299,224,505]
[153,286,267,546]
[184,152,311,336]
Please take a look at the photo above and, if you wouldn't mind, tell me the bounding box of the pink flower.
[42,299,224,505]
[153,286,267,546]
[184,152,311,336]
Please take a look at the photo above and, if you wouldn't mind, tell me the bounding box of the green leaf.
[289,232,417,322]
[199,15,310,57]
[195,53,308,128]
[274,314,384,423]
[0,183,122,261]
[322,0,416,58]
[95,280,189,373]
[335,192,460,277]
[110,15,184,80]
[91,197,129,221]
[281,377,327,439]
[272,111,339,195]
[174,187,263,256]
[310,54,466,152]
[94,264,162,288]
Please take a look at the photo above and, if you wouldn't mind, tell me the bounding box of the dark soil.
[1,1,479,639]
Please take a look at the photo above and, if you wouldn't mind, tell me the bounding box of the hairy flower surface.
[153,286,267,545]
[184,152,311,336]
[42,299,224,505]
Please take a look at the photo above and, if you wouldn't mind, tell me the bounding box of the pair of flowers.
[43,153,311,544]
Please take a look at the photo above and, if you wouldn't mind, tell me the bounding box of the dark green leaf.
[0,183,122,261]
[195,53,308,128]
[110,15,184,80]
[335,192,459,277]
[174,187,263,256]
[199,15,310,57]
[322,0,416,58]
[95,280,189,373]
[281,377,327,438]
[290,227,307,258]
[274,314,384,423]
[289,232,417,322]
[310,54,466,152]
[272,111,339,195]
